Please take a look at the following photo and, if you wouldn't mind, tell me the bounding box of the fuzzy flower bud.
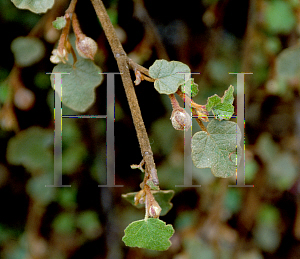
[148,203,162,218]
[50,49,68,64]
[75,35,98,60]
[170,108,191,131]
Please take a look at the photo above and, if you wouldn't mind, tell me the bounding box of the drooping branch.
[90,0,158,185]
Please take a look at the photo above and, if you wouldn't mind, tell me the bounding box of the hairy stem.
[72,13,84,39]
[90,0,158,184]
[57,13,71,57]
[194,116,208,133]
[128,58,150,76]
[168,94,181,110]
[65,0,78,14]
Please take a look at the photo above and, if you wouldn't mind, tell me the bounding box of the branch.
[90,0,158,185]
[128,58,150,76]
[65,0,78,14]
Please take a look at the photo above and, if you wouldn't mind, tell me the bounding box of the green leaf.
[122,218,174,251]
[254,205,281,252]
[50,59,103,112]
[255,133,297,190]
[52,212,76,234]
[77,210,102,239]
[224,188,242,214]
[62,142,87,174]
[11,0,54,14]
[26,174,55,205]
[149,60,191,94]
[254,225,281,253]
[57,188,77,209]
[265,37,282,55]
[222,84,234,104]
[206,85,235,120]
[213,102,234,120]
[206,94,221,111]
[183,237,215,259]
[257,204,280,227]
[107,7,118,26]
[52,16,66,30]
[0,81,10,104]
[174,211,197,230]
[122,190,175,216]
[264,0,296,34]
[191,119,242,178]
[34,72,51,89]
[180,78,199,97]
[267,152,297,191]
[6,126,53,174]
[245,159,259,183]
[256,133,278,163]
[276,45,300,81]
[11,37,45,67]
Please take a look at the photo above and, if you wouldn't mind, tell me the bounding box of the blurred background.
[0,0,300,258]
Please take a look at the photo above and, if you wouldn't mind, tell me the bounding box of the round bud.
[149,204,162,218]
[170,108,191,131]
[75,36,98,60]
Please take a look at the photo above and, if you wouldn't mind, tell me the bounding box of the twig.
[65,0,78,14]
[90,0,158,185]
[128,58,151,76]
[194,116,208,133]
[168,94,181,110]
[57,13,71,59]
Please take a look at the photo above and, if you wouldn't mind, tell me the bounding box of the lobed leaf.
[52,212,76,234]
[11,0,54,14]
[52,16,66,30]
[50,59,103,112]
[212,103,234,120]
[6,126,53,174]
[192,119,242,178]
[26,174,55,205]
[122,218,174,251]
[276,45,300,81]
[255,133,298,190]
[180,78,199,97]
[264,0,296,34]
[11,37,45,67]
[206,85,234,120]
[206,94,221,111]
[222,84,234,104]
[77,210,102,239]
[149,60,191,94]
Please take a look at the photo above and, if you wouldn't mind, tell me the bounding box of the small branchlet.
[72,13,98,60]
[144,185,161,219]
